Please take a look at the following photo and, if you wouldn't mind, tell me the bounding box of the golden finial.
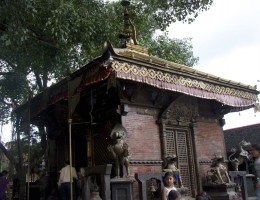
[119,0,138,47]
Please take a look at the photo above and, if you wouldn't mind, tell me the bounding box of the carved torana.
[161,95,199,125]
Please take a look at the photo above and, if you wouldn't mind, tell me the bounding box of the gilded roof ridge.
[112,47,258,91]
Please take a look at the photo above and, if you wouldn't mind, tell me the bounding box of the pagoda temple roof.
[109,42,258,107]
[14,41,259,119]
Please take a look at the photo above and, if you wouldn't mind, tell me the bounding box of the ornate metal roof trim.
[114,48,257,91]
[111,61,258,107]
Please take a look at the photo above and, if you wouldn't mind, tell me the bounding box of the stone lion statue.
[228,140,251,171]
[206,155,231,184]
[107,123,130,178]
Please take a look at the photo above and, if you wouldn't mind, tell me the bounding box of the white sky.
[167,0,260,130]
[1,0,260,142]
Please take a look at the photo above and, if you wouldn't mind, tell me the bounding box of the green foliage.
[7,127,44,171]
[144,33,199,67]
[132,0,213,30]
[0,0,211,129]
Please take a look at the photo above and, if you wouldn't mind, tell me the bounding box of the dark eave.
[13,48,112,117]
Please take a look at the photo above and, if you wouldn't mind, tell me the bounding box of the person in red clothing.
[0,170,9,200]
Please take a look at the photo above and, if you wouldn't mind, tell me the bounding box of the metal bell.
[150,185,157,192]
[90,191,102,200]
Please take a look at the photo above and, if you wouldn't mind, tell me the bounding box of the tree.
[145,33,199,67]
[0,0,211,127]
[0,0,211,88]
[0,0,212,198]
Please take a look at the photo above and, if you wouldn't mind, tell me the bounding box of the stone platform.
[203,183,237,200]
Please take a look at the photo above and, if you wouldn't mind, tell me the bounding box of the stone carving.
[160,95,199,126]
[163,155,183,187]
[206,155,231,184]
[228,140,251,171]
[78,168,99,200]
[107,123,130,178]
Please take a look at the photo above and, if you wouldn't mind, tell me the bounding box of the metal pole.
[67,77,73,200]
[27,140,30,200]
[27,96,31,200]
[68,118,73,200]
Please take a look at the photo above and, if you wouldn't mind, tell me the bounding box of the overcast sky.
[167,0,260,130]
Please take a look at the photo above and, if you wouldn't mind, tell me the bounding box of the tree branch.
[0,98,13,106]
[0,142,18,171]
[34,71,43,91]
[26,27,60,50]
[0,72,15,75]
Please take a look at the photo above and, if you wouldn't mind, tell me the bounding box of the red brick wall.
[195,118,227,183]
[122,112,161,161]
[121,110,163,200]
[195,120,225,158]
[120,102,228,197]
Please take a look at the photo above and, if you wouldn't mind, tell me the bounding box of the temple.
[13,1,259,199]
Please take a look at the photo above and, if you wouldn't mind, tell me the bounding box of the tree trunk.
[38,124,47,169]
[16,118,26,200]
[0,142,17,170]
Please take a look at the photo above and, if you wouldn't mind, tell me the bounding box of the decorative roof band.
[111,61,257,101]
[116,50,257,90]
[130,160,163,165]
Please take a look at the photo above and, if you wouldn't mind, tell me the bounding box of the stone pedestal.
[84,164,112,200]
[203,183,237,200]
[229,171,247,199]
[110,177,135,200]
[229,171,258,200]
[246,174,257,200]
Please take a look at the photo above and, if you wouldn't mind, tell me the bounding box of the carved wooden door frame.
[159,95,199,197]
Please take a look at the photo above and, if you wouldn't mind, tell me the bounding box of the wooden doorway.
[160,95,199,197]
[163,126,196,196]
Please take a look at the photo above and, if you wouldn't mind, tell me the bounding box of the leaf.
[5,39,11,46]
